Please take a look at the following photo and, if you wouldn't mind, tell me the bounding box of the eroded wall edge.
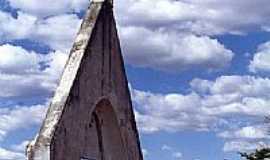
[26,2,104,159]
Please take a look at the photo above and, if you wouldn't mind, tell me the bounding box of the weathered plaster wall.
[27,1,143,160]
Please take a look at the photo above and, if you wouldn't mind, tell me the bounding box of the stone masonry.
[26,0,144,159]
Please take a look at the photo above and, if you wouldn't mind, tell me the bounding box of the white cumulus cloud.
[0,44,68,99]
[0,44,42,74]
[132,75,270,134]
[116,0,270,35]
[0,147,25,160]
[223,141,268,152]
[218,125,269,139]
[0,104,47,141]
[0,140,30,160]
[120,26,234,72]
[0,11,81,52]
[249,41,270,73]
[7,0,89,17]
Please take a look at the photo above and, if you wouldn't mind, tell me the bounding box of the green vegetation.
[240,148,270,160]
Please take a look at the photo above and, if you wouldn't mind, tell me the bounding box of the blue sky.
[1,0,270,159]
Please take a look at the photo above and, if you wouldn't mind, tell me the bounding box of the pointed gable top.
[27,0,143,159]
[27,0,107,156]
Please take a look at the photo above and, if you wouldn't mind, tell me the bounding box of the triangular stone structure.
[27,0,143,159]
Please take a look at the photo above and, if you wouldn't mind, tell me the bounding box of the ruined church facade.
[27,0,143,159]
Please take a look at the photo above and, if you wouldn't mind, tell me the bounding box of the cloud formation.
[0,140,30,160]
[223,141,268,152]
[0,11,81,52]
[218,125,269,139]
[116,0,270,35]
[131,75,270,153]
[0,44,42,74]
[2,0,270,73]
[161,144,183,159]
[0,0,237,72]
[0,147,24,160]
[132,75,270,134]
[7,0,88,17]
[0,104,47,141]
[249,41,270,73]
[0,44,68,99]
[120,26,234,72]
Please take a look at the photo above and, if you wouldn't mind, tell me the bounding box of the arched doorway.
[85,99,127,160]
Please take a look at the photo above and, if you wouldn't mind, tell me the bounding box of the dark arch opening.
[86,99,127,160]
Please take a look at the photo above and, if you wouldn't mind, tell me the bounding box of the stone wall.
[27,1,143,160]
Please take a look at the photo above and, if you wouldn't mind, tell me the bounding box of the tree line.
[228,117,270,160]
